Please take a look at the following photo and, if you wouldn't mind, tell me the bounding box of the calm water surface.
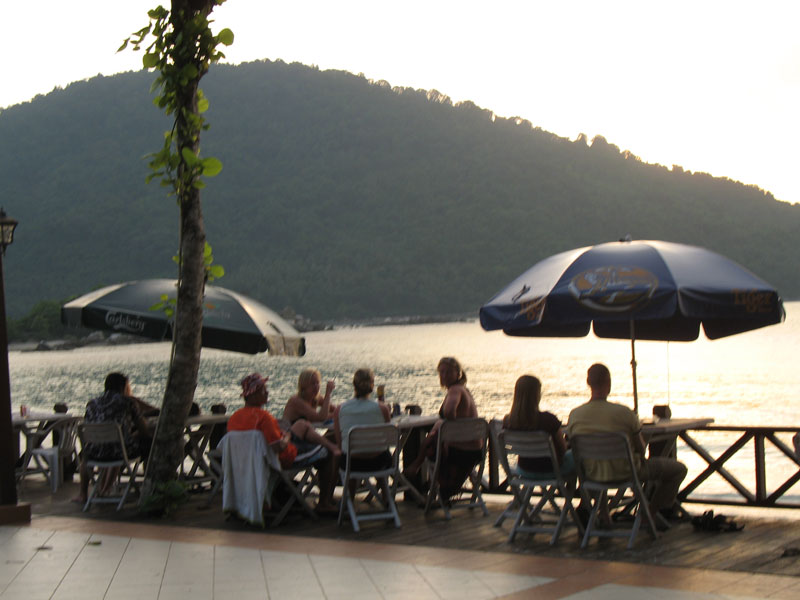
[12,302,798,426]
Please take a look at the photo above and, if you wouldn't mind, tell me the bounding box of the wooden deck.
[17,476,800,579]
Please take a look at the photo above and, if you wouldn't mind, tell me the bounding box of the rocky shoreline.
[10,312,475,353]
[9,331,157,353]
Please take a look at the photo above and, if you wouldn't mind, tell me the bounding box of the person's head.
[508,375,542,429]
[353,368,374,398]
[297,368,322,398]
[241,373,269,406]
[104,372,129,395]
[587,363,611,398]
[437,356,467,388]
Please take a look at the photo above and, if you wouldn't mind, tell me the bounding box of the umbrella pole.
[630,320,639,414]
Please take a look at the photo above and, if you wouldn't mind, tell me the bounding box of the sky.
[2,1,798,204]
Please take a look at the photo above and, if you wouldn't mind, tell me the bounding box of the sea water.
[9,302,800,505]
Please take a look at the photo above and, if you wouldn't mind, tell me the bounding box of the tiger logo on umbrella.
[569,266,658,312]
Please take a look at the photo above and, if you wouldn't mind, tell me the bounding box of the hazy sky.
[3,1,798,204]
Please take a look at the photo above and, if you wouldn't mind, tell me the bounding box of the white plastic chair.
[496,429,581,545]
[28,416,81,493]
[78,422,143,511]
[337,424,401,532]
[571,432,659,549]
[424,417,489,519]
[220,430,320,527]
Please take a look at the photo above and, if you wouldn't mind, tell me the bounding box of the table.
[642,417,715,458]
[12,413,78,459]
[12,413,81,482]
[181,414,229,486]
[390,414,439,503]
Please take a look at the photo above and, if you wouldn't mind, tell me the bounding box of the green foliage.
[137,479,189,517]
[170,241,224,281]
[203,241,225,281]
[120,2,233,199]
[7,299,78,342]
[150,241,225,318]
[149,293,177,319]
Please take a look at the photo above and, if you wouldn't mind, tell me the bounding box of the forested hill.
[1,59,797,322]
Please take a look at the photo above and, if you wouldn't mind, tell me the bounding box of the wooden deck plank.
[17,477,800,578]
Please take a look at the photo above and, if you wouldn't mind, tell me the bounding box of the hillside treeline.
[0,59,797,326]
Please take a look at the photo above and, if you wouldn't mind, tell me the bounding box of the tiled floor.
[1,517,799,599]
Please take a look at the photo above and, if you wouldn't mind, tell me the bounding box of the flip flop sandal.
[692,510,717,531]
[692,510,744,532]
[713,513,744,532]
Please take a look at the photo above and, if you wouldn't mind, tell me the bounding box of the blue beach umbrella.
[61,278,305,356]
[479,239,785,412]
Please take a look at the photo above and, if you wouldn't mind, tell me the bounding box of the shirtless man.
[282,368,336,425]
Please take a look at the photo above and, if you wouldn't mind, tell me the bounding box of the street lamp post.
[0,208,25,522]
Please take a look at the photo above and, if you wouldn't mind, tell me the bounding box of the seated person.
[503,375,575,480]
[227,373,341,514]
[283,368,336,425]
[567,363,688,525]
[334,368,392,472]
[404,357,483,501]
[75,372,153,503]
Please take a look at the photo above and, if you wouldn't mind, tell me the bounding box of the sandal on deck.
[691,510,744,532]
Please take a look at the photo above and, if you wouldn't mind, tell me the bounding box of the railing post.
[754,432,766,502]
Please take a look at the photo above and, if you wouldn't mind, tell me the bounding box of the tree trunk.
[141,0,213,497]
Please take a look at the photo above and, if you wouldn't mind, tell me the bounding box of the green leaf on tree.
[217,28,234,46]
[142,53,159,68]
[181,147,199,165]
[201,157,222,176]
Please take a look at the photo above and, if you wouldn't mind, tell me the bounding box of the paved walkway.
[1,516,799,599]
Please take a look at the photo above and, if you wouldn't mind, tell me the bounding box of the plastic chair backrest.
[571,431,637,481]
[500,429,561,478]
[347,424,398,456]
[79,422,126,445]
[52,417,81,454]
[78,422,131,465]
[439,418,488,444]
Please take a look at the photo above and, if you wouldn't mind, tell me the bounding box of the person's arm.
[285,395,326,423]
[131,396,159,416]
[439,386,461,420]
[258,414,291,452]
[631,412,646,455]
[634,431,647,456]
[554,429,568,458]
[319,380,335,419]
[333,405,343,447]
[273,431,291,452]
[128,398,151,435]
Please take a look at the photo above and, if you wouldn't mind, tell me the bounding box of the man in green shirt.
[567,363,687,521]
